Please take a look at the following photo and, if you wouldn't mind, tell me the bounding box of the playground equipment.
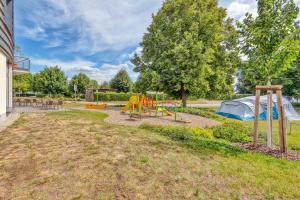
[121,92,191,123]
[85,90,107,110]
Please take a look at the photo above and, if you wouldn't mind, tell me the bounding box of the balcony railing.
[13,56,30,72]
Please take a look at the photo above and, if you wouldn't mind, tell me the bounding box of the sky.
[15,0,300,83]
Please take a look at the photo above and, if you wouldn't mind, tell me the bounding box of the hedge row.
[95,92,133,101]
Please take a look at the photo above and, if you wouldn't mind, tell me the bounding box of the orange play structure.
[122,94,172,116]
[85,90,107,110]
[122,93,191,123]
[85,103,107,110]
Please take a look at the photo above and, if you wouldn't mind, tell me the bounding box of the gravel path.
[80,107,220,128]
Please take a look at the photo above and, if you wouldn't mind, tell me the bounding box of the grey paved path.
[13,106,67,113]
[0,113,20,132]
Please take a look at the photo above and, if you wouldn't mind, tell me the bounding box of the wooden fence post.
[253,89,261,145]
[267,90,273,147]
[276,90,287,153]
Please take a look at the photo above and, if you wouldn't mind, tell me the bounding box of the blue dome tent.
[216,95,300,121]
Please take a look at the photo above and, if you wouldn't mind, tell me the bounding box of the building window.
[3,0,13,33]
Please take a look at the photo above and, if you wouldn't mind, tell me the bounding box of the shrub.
[36,93,46,98]
[182,107,227,122]
[228,93,253,100]
[139,124,215,141]
[293,102,300,108]
[96,92,133,101]
[192,128,213,139]
[139,123,244,154]
[139,124,194,141]
[211,121,252,143]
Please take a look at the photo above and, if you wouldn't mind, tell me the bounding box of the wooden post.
[276,90,287,153]
[267,90,273,147]
[253,89,261,145]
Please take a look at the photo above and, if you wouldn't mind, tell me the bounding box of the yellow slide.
[122,96,137,113]
[157,107,172,116]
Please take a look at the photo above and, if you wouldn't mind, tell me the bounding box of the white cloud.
[43,39,64,48]
[17,0,162,54]
[226,0,257,21]
[31,57,137,83]
[31,58,95,71]
[129,46,143,58]
[18,25,47,41]
[72,63,131,83]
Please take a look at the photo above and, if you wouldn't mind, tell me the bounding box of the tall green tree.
[69,73,91,95]
[89,80,99,89]
[131,53,161,93]
[133,71,160,93]
[13,74,33,94]
[110,69,132,92]
[238,0,300,85]
[140,0,239,106]
[32,66,68,95]
[236,66,256,94]
[273,57,300,99]
[100,81,110,88]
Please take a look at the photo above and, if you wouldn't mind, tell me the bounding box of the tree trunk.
[181,88,187,108]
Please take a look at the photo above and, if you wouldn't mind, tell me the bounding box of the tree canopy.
[273,57,300,99]
[32,66,68,96]
[110,69,132,92]
[100,81,110,88]
[13,74,33,94]
[238,0,300,85]
[89,80,99,89]
[131,53,161,93]
[138,0,239,106]
[69,73,92,95]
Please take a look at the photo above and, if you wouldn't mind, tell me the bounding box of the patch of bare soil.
[237,143,300,161]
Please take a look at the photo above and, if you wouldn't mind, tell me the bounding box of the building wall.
[0,0,14,117]
[0,52,7,118]
[7,63,12,109]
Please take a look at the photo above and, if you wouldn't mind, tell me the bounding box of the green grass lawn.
[0,110,299,199]
[242,108,300,152]
[183,106,300,153]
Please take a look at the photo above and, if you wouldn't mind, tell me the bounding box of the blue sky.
[15,0,300,83]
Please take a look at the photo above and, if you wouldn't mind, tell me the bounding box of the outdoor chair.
[37,99,44,107]
[41,99,48,109]
[24,99,32,107]
[32,98,39,107]
[19,99,26,106]
[47,100,54,110]
[14,98,21,106]
[56,101,63,110]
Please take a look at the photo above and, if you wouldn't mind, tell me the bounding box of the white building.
[0,0,29,120]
